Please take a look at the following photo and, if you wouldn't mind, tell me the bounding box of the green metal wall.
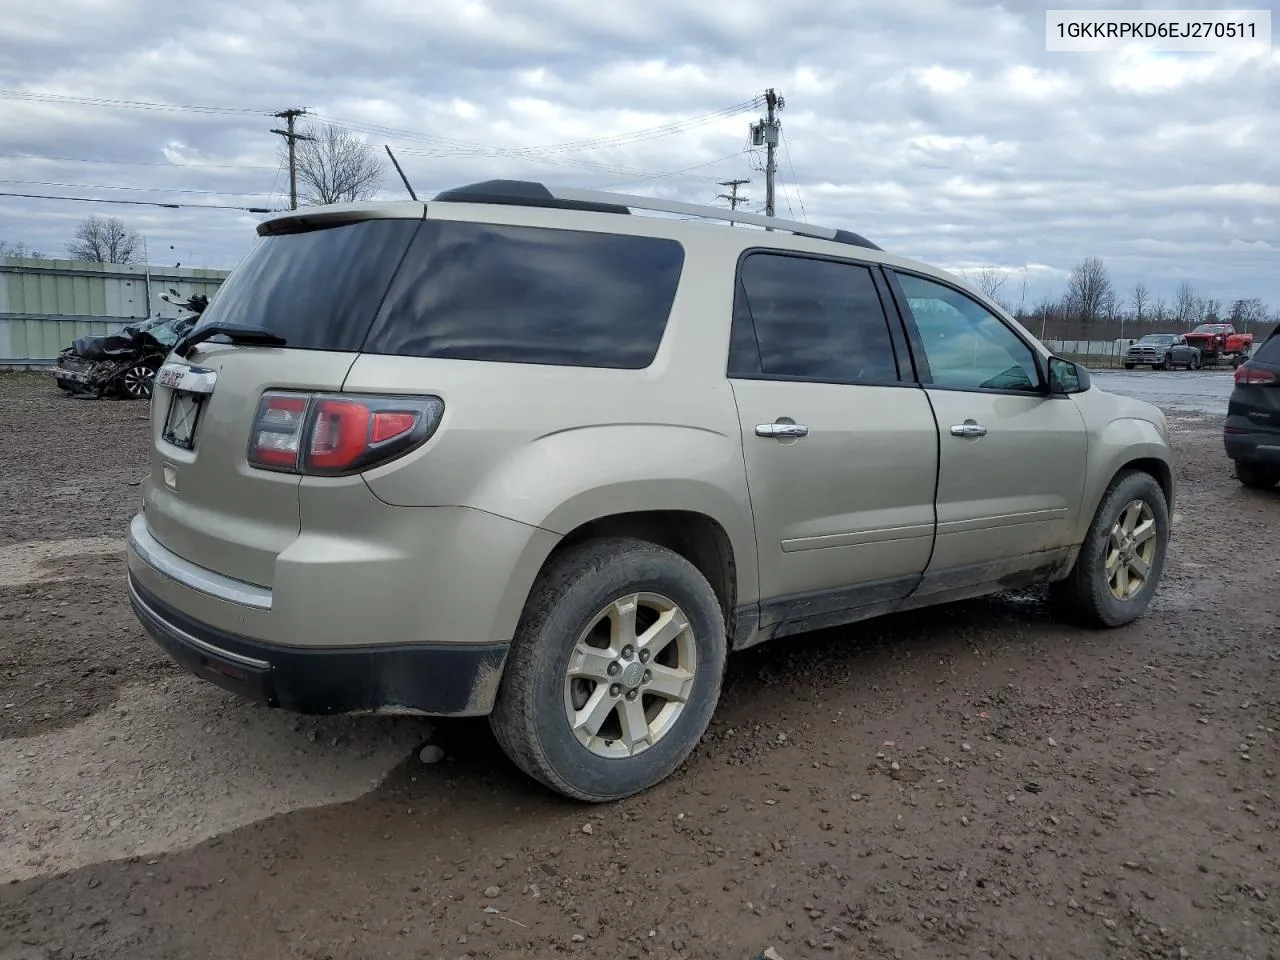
[0,257,227,366]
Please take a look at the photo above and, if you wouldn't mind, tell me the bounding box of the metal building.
[0,257,228,367]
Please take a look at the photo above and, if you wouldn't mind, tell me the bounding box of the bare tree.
[1231,297,1267,332]
[67,215,140,263]
[1130,282,1149,322]
[290,123,383,206]
[1016,271,1029,319]
[1200,297,1221,323]
[0,240,45,259]
[963,267,1008,303]
[1032,294,1062,338]
[1152,297,1168,324]
[1173,280,1198,328]
[1064,256,1113,325]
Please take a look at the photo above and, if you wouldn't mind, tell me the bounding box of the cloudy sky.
[1,0,1276,311]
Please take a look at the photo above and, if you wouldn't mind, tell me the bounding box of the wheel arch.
[548,509,741,630]
[1075,422,1172,547]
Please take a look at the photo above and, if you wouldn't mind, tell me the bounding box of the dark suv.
[1225,327,1280,489]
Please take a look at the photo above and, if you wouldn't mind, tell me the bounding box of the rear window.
[364,221,685,369]
[189,219,421,352]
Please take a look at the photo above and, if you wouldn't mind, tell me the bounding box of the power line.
[780,126,807,222]
[393,142,740,185]
[0,178,277,197]
[309,97,762,158]
[1,89,763,162]
[0,190,278,212]
[0,90,269,116]
[591,151,751,189]
[0,153,276,171]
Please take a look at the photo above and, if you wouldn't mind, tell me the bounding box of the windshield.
[1139,335,1173,343]
[1192,324,1229,333]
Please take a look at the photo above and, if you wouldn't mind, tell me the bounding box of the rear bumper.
[129,575,508,716]
[1225,431,1280,465]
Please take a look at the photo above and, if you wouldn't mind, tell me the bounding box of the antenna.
[384,145,418,201]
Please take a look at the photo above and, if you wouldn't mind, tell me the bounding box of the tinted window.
[189,219,420,352]
[1254,331,1280,363]
[895,272,1041,392]
[729,253,899,383]
[364,221,684,369]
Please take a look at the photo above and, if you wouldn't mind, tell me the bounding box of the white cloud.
[0,0,1274,305]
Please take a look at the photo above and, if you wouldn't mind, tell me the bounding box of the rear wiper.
[174,324,287,358]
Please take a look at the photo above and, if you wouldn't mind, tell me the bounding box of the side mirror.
[1048,356,1091,395]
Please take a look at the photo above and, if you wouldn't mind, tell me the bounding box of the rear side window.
[729,252,900,383]
[1255,331,1280,363]
[364,221,685,369]
[189,219,420,352]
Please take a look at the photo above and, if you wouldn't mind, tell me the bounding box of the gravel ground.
[0,370,1277,960]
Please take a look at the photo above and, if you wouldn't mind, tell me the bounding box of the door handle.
[950,419,987,438]
[756,422,809,439]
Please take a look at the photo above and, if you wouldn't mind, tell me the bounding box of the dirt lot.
[1,371,1277,960]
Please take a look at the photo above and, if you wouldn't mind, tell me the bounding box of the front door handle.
[950,419,987,438]
[756,422,809,439]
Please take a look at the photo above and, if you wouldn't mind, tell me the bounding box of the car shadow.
[375,586,1077,816]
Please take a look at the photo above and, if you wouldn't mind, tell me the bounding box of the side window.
[730,253,900,383]
[365,221,685,369]
[894,272,1041,392]
[1254,331,1280,363]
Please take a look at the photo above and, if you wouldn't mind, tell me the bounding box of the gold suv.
[126,181,1174,801]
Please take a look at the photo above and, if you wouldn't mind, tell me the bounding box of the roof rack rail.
[431,180,883,252]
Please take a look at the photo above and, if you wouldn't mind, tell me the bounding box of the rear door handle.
[950,419,987,438]
[756,422,809,439]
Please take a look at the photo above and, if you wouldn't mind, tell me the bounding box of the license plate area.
[157,363,217,451]
[163,391,205,450]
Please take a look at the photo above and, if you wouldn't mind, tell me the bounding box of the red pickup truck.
[1183,323,1254,367]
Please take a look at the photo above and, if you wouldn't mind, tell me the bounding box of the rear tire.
[490,537,726,802]
[1051,470,1169,628]
[1236,461,1279,490]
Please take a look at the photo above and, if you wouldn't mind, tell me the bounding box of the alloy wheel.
[122,364,155,399]
[562,592,698,759]
[1105,499,1158,601]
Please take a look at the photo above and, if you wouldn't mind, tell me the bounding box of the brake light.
[1235,365,1276,386]
[249,393,309,468]
[247,391,444,475]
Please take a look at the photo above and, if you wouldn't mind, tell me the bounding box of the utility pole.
[716,179,750,222]
[271,108,314,210]
[749,88,784,218]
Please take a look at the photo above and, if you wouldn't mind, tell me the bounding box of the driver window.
[895,273,1041,392]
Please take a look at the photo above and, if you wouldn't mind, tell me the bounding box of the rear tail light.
[247,391,444,475]
[1235,365,1276,386]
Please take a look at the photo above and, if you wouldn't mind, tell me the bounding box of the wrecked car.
[53,294,207,400]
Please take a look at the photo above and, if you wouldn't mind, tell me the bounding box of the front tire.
[119,363,156,400]
[1052,470,1169,628]
[1124,363,1135,370]
[1236,461,1279,490]
[490,537,727,802]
